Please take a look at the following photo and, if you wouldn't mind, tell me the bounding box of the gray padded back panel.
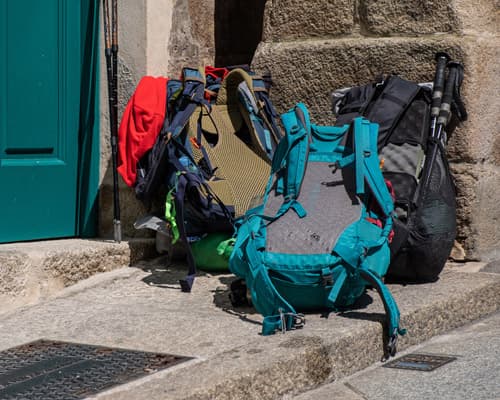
[265,162,361,254]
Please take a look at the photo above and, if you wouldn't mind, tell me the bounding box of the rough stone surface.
[0,263,496,400]
[262,0,355,41]
[167,0,215,75]
[359,0,460,35]
[451,163,500,260]
[481,259,500,274]
[0,239,155,312]
[253,37,465,124]
[447,39,500,165]
[99,182,152,239]
[453,0,500,35]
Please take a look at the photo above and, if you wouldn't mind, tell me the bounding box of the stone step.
[0,238,156,313]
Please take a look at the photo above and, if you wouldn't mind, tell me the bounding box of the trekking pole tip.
[113,220,122,243]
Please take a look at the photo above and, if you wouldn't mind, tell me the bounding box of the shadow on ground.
[136,255,190,289]
[134,256,393,336]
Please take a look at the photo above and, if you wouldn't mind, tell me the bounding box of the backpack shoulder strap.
[165,67,207,139]
[217,68,282,162]
[364,76,421,148]
[335,76,422,149]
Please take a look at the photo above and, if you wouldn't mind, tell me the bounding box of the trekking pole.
[435,61,463,144]
[430,52,450,139]
[111,0,121,242]
[421,61,462,190]
[103,0,122,242]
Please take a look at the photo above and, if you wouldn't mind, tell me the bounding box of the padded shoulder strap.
[353,118,394,218]
[364,76,421,148]
[274,103,311,200]
[162,67,207,139]
[217,68,282,162]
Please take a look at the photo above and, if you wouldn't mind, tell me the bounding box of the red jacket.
[117,67,229,187]
[117,76,168,187]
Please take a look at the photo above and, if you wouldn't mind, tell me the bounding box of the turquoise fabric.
[229,103,405,354]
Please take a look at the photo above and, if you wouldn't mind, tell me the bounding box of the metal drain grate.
[0,339,192,399]
[383,353,457,372]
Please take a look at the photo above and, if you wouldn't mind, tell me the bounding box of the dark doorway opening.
[214,0,266,67]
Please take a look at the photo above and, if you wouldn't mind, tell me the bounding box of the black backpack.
[333,71,466,282]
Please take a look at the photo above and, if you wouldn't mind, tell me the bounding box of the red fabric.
[204,65,229,80]
[117,76,168,187]
[366,179,396,243]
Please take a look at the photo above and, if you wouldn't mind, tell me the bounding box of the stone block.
[167,0,215,74]
[359,0,459,35]
[253,37,465,124]
[452,163,500,260]
[0,239,142,312]
[254,37,499,163]
[447,38,500,165]
[359,0,499,36]
[262,0,355,41]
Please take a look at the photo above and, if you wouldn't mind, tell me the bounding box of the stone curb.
[95,268,500,400]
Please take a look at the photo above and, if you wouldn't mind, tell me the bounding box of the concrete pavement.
[0,246,498,399]
[291,311,500,400]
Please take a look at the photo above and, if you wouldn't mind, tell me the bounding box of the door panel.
[0,1,81,242]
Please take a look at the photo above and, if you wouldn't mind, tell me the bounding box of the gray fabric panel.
[265,162,361,254]
[380,142,423,177]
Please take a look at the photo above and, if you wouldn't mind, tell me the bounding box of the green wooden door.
[0,1,99,243]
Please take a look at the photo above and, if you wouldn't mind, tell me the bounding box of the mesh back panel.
[265,163,360,254]
[380,142,423,177]
[189,105,270,217]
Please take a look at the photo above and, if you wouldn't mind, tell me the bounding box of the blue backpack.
[134,67,282,292]
[229,103,406,357]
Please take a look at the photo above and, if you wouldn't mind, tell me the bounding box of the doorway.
[214,0,267,67]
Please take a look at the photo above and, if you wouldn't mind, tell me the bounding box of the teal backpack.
[228,103,406,357]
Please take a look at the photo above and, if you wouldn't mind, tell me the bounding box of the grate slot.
[0,340,192,399]
[383,353,457,371]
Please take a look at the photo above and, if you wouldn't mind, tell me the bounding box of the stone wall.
[252,0,499,260]
[99,0,499,261]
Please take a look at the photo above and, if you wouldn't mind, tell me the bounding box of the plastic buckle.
[386,332,398,358]
[292,314,306,329]
[321,274,333,286]
[279,309,287,334]
[279,309,306,333]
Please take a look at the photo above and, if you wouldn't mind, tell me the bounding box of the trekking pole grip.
[431,52,450,119]
[437,61,459,127]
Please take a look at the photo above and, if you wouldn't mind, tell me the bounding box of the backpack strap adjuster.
[278,309,306,333]
[385,329,399,360]
[321,267,333,286]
